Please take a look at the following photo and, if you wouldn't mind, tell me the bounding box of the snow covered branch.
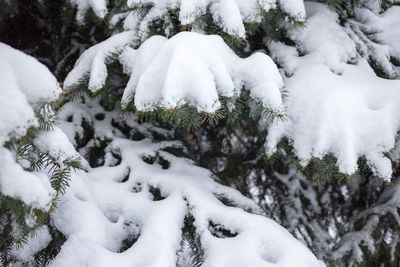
[65,31,285,114]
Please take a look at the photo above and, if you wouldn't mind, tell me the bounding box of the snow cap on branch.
[0,42,60,145]
[65,31,284,114]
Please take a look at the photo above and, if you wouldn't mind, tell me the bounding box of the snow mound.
[41,98,324,267]
[265,2,400,180]
[65,31,284,114]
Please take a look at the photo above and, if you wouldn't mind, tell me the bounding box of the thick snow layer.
[43,98,324,267]
[108,0,305,40]
[66,31,284,113]
[0,42,60,144]
[265,2,400,180]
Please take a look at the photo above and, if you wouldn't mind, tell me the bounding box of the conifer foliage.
[0,0,400,266]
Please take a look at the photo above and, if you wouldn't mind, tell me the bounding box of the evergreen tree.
[0,0,400,266]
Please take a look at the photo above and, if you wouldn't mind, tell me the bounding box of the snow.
[265,2,400,180]
[210,0,246,37]
[0,42,61,144]
[5,0,400,264]
[44,98,323,267]
[355,6,400,78]
[34,126,90,169]
[10,226,52,263]
[331,178,400,262]
[68,31,284,113]
[70,0,307,38]
[279,0,306,21]
[0,42,60,207]
[357,6,400,60]
[64,31,135,92]
[109,0,305,40]
[0,147,52,207]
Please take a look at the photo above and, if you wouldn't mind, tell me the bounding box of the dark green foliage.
[142,153,171,170]
[0,196,49,265]
[86,139,108,167]
[149,186,167,201]
[0,0,109,81]
[208,221,238,238]
[33,227,67,267]
[118,221,140,253]
[177,214,204,267]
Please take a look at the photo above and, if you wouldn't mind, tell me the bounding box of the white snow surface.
[265,2,400,180]
[39,99,324,267]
